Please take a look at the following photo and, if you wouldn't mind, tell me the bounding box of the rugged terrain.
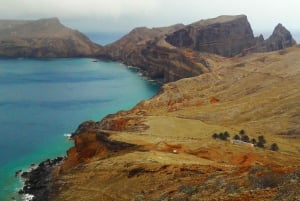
[0,18,101,57]
[100,15,296,83]
[32,46,300,201]
[15,15,299,201]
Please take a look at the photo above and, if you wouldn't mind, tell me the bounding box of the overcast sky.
[1,0,299,35]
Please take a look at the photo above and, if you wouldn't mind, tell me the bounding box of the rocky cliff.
[101,15,296,83]
[101,24,214,83]
[0,18,101,57]
[165,15,255,57]
[256,23,297,52]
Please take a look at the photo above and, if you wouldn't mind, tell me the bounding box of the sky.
[1,0,300,36]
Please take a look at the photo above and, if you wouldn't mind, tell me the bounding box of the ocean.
[0,58,160,200]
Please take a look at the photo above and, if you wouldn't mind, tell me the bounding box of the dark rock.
[18,157,64,201]
[14,170,22,177]
[263,23,296,51]
[166,15,255,57]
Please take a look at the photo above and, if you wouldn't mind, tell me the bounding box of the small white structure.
[231,140,254,148]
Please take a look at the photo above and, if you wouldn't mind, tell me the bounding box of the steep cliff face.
[0,18,101,57]
[101,15,296,83]
[101,24,213,83]
[261,23,296,51]
[165,15,255,57]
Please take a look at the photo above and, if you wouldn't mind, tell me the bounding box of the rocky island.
[14,15,300,201]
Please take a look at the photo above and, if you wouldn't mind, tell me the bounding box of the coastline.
[18,157,64,201]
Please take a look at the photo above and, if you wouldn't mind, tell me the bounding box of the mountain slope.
[0,18,101,57]
[23,46,300,201]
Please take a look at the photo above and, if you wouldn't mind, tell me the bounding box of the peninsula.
[12,15,300,201]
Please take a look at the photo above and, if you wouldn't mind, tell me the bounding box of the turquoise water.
[0,58,160,200]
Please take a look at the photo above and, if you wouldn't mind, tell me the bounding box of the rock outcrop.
[259,23,297,52]
[165,15,255,57]
[101,24,214,83]
[0,18,101,57]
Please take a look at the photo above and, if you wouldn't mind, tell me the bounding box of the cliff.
[256,23,297,52]
[165,15,255,57]
[0,18,101,57]
[101,15,296,83]
[22,46,300,201]
[101,24,214,83]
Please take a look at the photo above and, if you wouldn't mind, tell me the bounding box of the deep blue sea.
[0,58,160,200]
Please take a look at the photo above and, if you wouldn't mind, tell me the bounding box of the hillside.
[21,46,300,201]
[0,18,101,57]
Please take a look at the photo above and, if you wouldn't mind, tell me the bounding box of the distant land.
[0,18,101,57]
[3,15,299,201]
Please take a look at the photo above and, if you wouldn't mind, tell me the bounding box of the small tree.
[239,130,245,136]
[258,135,266,144]
[270,143,279,151]
[257,141,265,148]
[233,134,240,140]
[212,133,218,139]
[224,131,230,138]
[241,135,250,142]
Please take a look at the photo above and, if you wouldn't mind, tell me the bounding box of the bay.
[0,58,160,200]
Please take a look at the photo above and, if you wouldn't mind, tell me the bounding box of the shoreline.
[18,157,64,201]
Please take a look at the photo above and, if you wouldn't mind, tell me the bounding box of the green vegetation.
[270,143,279,151]
[212,130,279,151]
[212,132,230,141]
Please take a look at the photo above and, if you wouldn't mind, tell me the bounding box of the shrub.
[239,130,245,135]
[258,135,266,144]
[256,141,265,148]
[224,131,230,138]
[212,133,218,139]
[270,143,279,151]
[241,135,250,142]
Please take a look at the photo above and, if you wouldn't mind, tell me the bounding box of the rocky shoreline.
[18,157,64,201]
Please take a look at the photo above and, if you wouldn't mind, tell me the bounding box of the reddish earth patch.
[210,97,219,104]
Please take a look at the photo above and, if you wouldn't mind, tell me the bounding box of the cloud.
[0,0,299,33]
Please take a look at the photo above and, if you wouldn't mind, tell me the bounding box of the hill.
[0,18,101,57]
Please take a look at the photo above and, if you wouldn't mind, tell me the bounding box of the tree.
[258,135,266,144]
[241,135,250,142]
[239,130,245,136]
[212,133,218,139]
[270,143,279,151]
[224,131,230,138]
[233,134,240,140]
[257,141,265,148]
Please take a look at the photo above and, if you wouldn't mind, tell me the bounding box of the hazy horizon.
[1,0,300,35]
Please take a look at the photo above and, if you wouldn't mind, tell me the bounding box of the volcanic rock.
[165,15,255,57]
[262,23,296,51]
